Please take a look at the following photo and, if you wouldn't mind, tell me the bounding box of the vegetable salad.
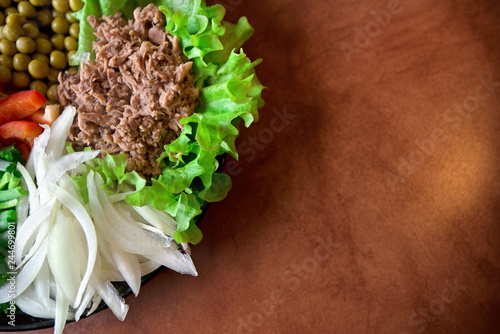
[0,0,265,332]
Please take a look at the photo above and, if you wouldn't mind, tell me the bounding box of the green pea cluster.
[0,0,82,102]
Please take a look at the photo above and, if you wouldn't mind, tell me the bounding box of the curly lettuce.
[71,0,265,244]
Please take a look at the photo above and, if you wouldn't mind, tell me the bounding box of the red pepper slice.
[0,90,47,126]
[0,120,44,148]
[16,142,31,163]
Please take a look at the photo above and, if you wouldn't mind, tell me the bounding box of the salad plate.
[0,0,263,332]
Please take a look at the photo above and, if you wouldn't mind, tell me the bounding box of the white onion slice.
[89,274,128,321]
[15,201,54,265]
[139,261,162,276]
[0,238,47,303]
[15,284,60,319]
[48,183,97,308]
[145,247,197,276]
[17,163,39,214]
[33,259,50,309]
[39,150,99,190]
[96,176,172,249]
[109,247,141,296]
[132,205,177,236]
[48,212,81,306]
[54,285,69,334]
[16,216,50,269]
[26,124,50,179]
[86,294,102,317]
[15,194,28,229]
[75,286,95,321]
[45,106,76,160]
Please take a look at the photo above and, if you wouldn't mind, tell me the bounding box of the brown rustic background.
[19,0,500,333]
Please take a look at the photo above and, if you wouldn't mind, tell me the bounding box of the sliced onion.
[32,259,50,309]
[25,124,50,178]
[132,205,177,236]
[17,163,40,214]
[109,247,141,296]
[139,260,162,276]
[0,239,47,303]
[15,201,54,265]
[48,212,82,306]
[96,180,172,249]
[145,247,197,276]
[89,274,128,321]
[75,286,95,321]
[87,173,168,255]
[16,216,50,269]
[38,150,99,190]
[15,194,29,229]
[15,284,60,319]
[86,294,102,317]
[45,106,76,160]
[48,183,97,308]
[54,284,70,334]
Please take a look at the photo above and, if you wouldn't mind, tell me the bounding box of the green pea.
[35,37,51,54]
[69,22,79,38]
[35,9,51,27]
[0,13,5,26]
[0,26,4,40]
[29,80,47,96]
[0,65,11,84]
[66,49,75,63]
[2,23,22,41]
[51,17,69,35]
[32,53,48,64]
[63,36,77,51]
[51,9,64,19]
[0,0,12,8]
[46,67,59,82]
[49,50,66,69]
[13,53,30,71]
[4,7,18,17]
[28,58,48,79]
[52,0,69,12]
[22,22,38,39]
[17,1,35,19]
[0,55,13,69]
[16,36,36,54]
[46,83,57,101]
[11,71,29,88]
[0,39,16,56]
[5,13,25,26]
[69,0,83,11]
[50,34,64,50]
[65,11,77,24]
[29,0,48,6]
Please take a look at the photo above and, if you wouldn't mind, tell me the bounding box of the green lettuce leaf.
[72,153,145,203]
[70,0,264,244]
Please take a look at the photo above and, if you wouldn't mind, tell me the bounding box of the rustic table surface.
[20,0,500,333]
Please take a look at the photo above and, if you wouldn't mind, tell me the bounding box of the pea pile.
[0,0,82,102]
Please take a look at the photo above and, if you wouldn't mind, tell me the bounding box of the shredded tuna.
[56,4,199,178]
